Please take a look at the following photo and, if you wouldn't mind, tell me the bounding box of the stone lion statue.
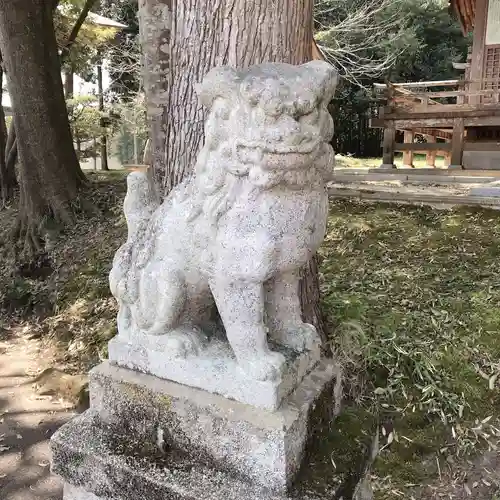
[109,61,338,382]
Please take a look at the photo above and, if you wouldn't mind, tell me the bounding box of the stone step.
[332,173,496,184]
[328,187,500,208]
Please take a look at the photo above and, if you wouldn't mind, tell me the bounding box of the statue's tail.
[110,170,159,304]
[123,170,159,243]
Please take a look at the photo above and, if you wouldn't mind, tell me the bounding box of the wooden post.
[469,0,488,105]
[402,130,414,167]
[443,152,451,167]
[379,120,396,169]
[450,118,465,169]
[425,135,437,167]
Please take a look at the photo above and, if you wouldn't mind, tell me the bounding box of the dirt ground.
[0,326,77,500]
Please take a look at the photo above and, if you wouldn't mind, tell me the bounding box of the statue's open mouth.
[235,137,325,172]
[235,137,321,156]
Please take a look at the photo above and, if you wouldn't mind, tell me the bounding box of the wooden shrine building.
[372,0,500,169]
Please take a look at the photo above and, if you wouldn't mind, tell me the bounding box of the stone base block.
[52,412,287,500]
[376,163,397,170]
[83,361,335,493]
[108,334,320,410]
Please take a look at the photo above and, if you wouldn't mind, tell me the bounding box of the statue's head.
[190,61,338,223]
[197,61,337,179]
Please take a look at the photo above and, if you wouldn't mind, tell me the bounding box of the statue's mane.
[188,61,338,228]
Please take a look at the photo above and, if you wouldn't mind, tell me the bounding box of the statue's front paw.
[239,350,286,382]
[273,323,321,352]
[150,327,208,360]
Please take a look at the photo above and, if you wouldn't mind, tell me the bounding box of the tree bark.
[140,0,326,341]
[139,0,314,192]
[3,0,93,197]
[0,0,86,251]
[138,0,171,180]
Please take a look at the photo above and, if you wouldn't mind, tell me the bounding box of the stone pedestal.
[51,360,337,500]
[377,163,397,170]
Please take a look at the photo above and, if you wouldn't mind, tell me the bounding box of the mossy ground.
[1,174,500,497]
[319,200,500,499]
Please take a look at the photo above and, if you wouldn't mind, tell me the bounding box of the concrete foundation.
[469,180,500,197]
[376,163,397,170]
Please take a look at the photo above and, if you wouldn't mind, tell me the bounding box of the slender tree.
[0,0,87,252]
[0,51,15,207]
[139,0,326,338]
[97,58,109,171]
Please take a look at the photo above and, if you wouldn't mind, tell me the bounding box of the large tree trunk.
[138,0,171,180]
[0,0,86,251]
[139,0,326,341]
[140,0,314,192]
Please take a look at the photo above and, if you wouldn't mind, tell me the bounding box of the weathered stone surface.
[64,483,104,500]
[51,360,339,500]
[55,419,326,500]
[52,411,284,500]
[87,360,335,492]
[108,335,320,410]
[109,61,338,392]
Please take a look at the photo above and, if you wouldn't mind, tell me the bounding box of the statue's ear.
[301,60,339,103]
[196,66,241,109]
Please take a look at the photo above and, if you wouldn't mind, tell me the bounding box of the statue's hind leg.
[209,278,285,381]
[134,266,206,358]
[265,270,321,352]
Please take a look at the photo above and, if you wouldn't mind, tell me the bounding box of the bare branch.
[314,0,409,86]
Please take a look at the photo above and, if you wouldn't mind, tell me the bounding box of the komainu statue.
[110,61,338,382]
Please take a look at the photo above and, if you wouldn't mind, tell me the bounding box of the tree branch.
[60,0,98,63]
[314,0,408,86]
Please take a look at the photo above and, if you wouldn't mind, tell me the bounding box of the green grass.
[319,200,500,498]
